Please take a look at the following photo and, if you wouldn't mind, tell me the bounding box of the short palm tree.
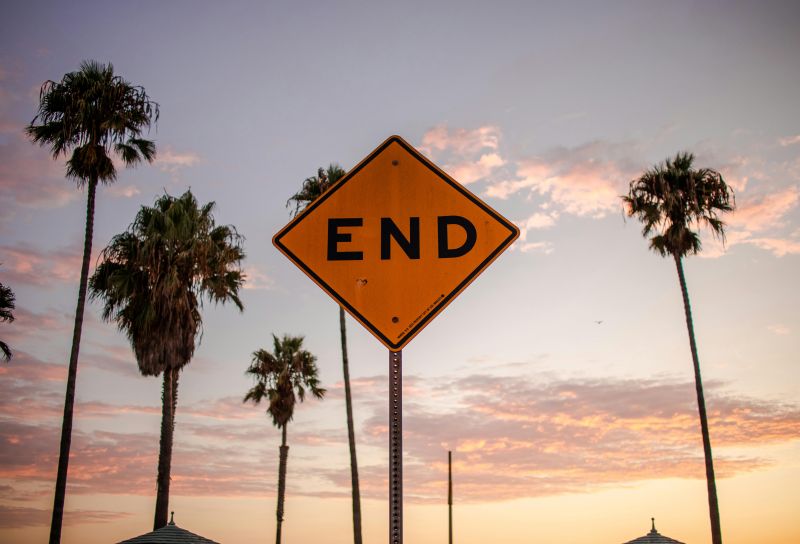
[0,279,15,361]
[26,60,158,544]
[90,190,245,530]
[244,334,325,544]
[288,164,363,544]
[623,152,734,544]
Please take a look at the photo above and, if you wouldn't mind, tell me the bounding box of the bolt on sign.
[273,135,519,351]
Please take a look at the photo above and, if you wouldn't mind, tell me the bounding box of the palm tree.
[89,190,245,530]
[244,334,325,544]
[623,152,734,544]
[288,164,363,544]
[0,279,15,361]
[26,60,158,544]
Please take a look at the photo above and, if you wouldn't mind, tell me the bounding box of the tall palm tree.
[623,152,734,544]
[90,190,245,530]
[288,164,363,544]
[26,60,158,544]
[244,334,325,544]
[0,279,15,361]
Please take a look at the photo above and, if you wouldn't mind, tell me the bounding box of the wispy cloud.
[104,184,141,199]
[154,147,201,180]
[242,265,274,290]
[513,211,558,254]
[778,135,800,147]
[518,241,555,254]
[768,324,790,335]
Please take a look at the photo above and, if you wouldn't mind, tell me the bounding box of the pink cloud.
[701,186,800,258]
[1,306,74,346]
[417,126,508,186]
[420,125,501,157]
[730,187,799,233]
[0,244,83,286]
[0,133,76,211]
[1,350,797,515]
[741,236,800,257]
[448,153,506,185]
[0,505,130,529]
[486,140,639,218]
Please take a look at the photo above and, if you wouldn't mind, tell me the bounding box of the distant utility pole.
[448,450,453,544]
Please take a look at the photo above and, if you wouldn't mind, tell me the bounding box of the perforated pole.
[389,350,403,544]
[448,450,453,544]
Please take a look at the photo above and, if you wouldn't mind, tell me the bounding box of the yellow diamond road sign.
[273,135,520,350]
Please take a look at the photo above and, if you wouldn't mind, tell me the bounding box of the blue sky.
[1,1,799,543]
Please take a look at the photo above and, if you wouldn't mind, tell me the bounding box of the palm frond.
[27,60,159,186]
[89,189,245,377]
[622,152,735,258]
[243,334,325,428]
[286,164,346,217]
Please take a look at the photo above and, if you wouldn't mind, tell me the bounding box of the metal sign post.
[389,350,403,543]
[272,135,519,544]
[448,450,453,544]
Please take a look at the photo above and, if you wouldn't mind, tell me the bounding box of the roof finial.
[169,511,175,525]
[651,517,656,533]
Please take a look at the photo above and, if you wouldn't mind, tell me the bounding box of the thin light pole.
[448,450,453,544]
[389,350,403,544]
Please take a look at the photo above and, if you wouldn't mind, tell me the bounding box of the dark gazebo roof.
[116,513,221,544]
[623,519,686,544]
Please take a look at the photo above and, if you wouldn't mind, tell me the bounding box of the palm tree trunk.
[49,178,97,544]
[340,306,363,544]
[674,254,722,544]
[154,367,179,529]
[276,424,289,544]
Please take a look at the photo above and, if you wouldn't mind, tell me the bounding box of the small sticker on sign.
[398,294,445,339]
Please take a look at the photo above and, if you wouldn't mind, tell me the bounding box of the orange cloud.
[1,349,797,518]
[350,374,799,503]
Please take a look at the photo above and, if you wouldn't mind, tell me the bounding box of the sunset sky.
[1,1,799,543]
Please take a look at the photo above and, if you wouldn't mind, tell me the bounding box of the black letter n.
[381,217,420,260]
